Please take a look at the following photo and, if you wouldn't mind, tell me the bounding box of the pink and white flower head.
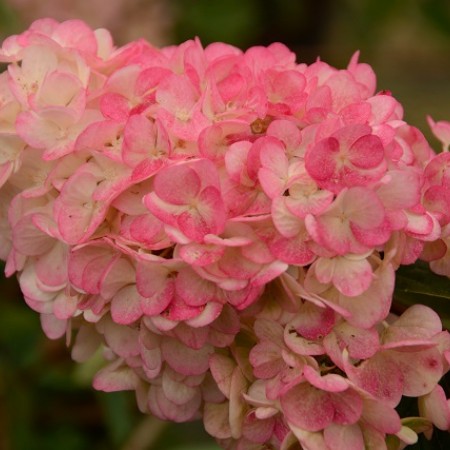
[1,19,449,450]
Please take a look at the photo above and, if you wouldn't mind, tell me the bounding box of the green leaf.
[97,391,136,446]
[393,261,450,330]
[174,0,262,46]
[401,417,433,435]
[419,0,450,38]
[0,0,21,37]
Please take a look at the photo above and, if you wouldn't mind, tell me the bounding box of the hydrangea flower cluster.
[1,19,449,450]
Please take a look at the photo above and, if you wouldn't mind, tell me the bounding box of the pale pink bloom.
[7,44,59,105]
[93,357,140,392]
[427,224,450,276]
[118,211,169,250]
[344,306,449,406]
[346,51,377,98]
[280,366,363,432]
[0,133,26,188]
[54,154,133,244]
[305,187,387,255]
[392,124,435,167]
[99,63,170,120]
[311,254,373,297]
[304,258,395,329]
[323,320,380,370]
[0,73,22,134]
[263,69,307,116]
[305,124,386,194]
[428,115,450,152]
[156,73,210,141]
[222,140,272,216]
[192,242,287,302]
[0,18,103,62]
[418,385,450,433]
[16,109,101,160]
[422,152,450,226]
[198,121,251,161]
[283,302,335,357]
[122,115,171,175]
[144,159,226,243]
[233,381,290,449]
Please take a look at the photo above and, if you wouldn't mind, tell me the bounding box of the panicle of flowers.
[0,18,449,450]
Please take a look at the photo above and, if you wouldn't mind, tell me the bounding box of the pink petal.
[285,185,334,218]
[166,294,204,321]
[330,388,363,425]
[123,115,170,167]
[12,215,55,256]
[36,70,85,116]
[229,367,248,438]
[156,73,199,117]
[361,397,402,434]
[100,257,136,299]
[54,170,103,245]
[250,342,286,378]
[242,412,275,444]
[342,187,384,229]
[419,385,450,431]
[392,347,443,397]
[315,256,373,297]
[328,322,379,361]
[383,304,443,346]
[269,232,316,266]
[162,370,198,405]
[271,197,303,238]
[267,119,302,155]
[346,353,404,407]
[179,242,224,266]
[209,353,236,398]
[93,362,139,392]
[175,267,217,307]
[140,279,174,317]
[428,115,450,150]
[377,169,421,210]
[337,263,394,329]
[161,338,212,376]
[305,213,366,255]
[52,19,98,54]
[288,302,335,341]
[288,426,327,450]
[111,284,143,324]
[303,365,349,392]
[40,313,67,339]
[204,402,232,439]
[35,243,68,290]
[53,292,78,320]
[348,134,384,169]
[305,137,339,182]
[99,318,140,358]
[154,163,201,205]
[258,137,289,198]
[16,111,61,149]
[76,119,123,154]
[281,383,334,431]
[323,423,364,450]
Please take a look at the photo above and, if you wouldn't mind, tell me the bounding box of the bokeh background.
[1,1,450,449]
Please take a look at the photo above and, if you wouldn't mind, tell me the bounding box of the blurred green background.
[1,1,450,449]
